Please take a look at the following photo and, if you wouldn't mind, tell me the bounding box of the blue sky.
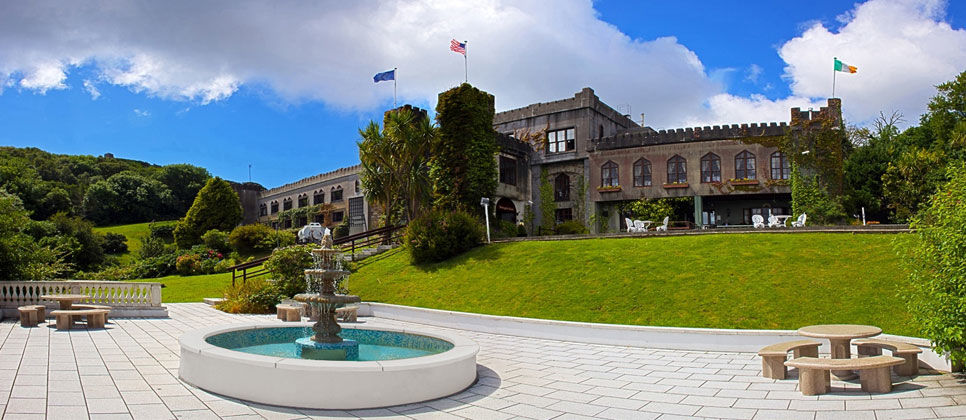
[1,0,965,188]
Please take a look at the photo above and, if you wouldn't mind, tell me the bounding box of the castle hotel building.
[245,88,841,234]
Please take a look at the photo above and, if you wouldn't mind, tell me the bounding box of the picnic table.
[798,324,882,380]
[773,215,793,226]
[40,294,90,310]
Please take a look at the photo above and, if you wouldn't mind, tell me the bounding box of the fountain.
[293,231,361,360]
[178,229,478,409]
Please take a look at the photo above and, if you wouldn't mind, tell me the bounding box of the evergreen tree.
[431,83,499,211]
[174,178,242,248]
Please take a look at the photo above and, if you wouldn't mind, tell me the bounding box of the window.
[546,128,576,153]
[667,155,687,184]
[331,186,343,202]
[297,195,308,208]
[499,156,517,186]
[601,161,619,187]
[771,152,790,180]
[735,150,757,180]
[282,198,292,211]
[354,180,361,193]
[554,173,570,201]
[313,191,324,205]
[270,201,279,214]
[283,219,292,229]
[633,158,651,187]
[259,204,267,217]
[700,153,721,183]
[555,208,573,223]
[332,211,344,222]
[297,216,307,227]
[598,125,604,139]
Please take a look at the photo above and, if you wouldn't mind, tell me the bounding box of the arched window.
[700,153,721,183]
[282,198,293,211]
[633,158,651,187]
[735,150,756,180]
[313,190,324,205]
[270,201,279,214]
[598,125,604,139]
[770,151,790,180]
[667,155,687,184]
[354,179,361,193]
[259,204,267,217]
[601,161,619,187]
[297,194,308,208]
[554,173,570,201]
[331,186,344,202]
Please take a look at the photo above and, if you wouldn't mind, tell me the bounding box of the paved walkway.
[0,303,963,419]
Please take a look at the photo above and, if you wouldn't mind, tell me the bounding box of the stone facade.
[255,165,372,235]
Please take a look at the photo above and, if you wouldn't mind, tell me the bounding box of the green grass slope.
[350,233,915,336]
[93,221,174,264]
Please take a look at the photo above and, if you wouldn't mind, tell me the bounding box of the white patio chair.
[633,220,647,232]
[625,218,637,233]
[767,214,782,228]
[752,215,766,229]
[791,213,807,228]
[655,216,669,232]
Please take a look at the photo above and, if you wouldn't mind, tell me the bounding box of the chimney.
[640,113,646,127]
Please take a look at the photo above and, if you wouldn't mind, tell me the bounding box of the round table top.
[797,324,882,340]
[40,294,90,301]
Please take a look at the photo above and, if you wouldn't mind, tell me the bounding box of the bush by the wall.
[264,245,314,297]
[229,224,273,254]
[406,209,484,264]
[333,221,350,239]
[902,164,966,366]
[216,278,282,314]
[101,232,128,254]
[201,229,231,253]
[554,220,588,235]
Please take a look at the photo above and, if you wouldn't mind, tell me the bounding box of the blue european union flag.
[373,69,395,83]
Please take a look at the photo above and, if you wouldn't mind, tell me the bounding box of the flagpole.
[393,67,397,108]
[832,57,837,98]
[464,40,468,84]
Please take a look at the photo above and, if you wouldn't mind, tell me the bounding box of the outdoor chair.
[792,213,807,228]
[633,220,648,232]
[767,215,782,228]
[625,218,637,233]
[655,217,669,232]
[752,215,766,229]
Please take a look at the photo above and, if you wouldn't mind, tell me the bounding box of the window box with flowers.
[597,185,622,192]
[662,182,689,189]
[729,178,759,186]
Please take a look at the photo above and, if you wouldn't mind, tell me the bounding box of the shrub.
[229,224,274,254]
[201,229,231,253]
[261,230,296,251]
[175,253,201,275]
[149,223,176,242]
[516,224,527,237]
[554,220,588,235]
[216,278,282,314]
[264,245,313,297]
[333,221,350,239]
[174,178,242,248]
[133,253,177,278]
[902,164,966,366]
[406,209,484,264]
[101,232,128,254]
[138,235,168,259]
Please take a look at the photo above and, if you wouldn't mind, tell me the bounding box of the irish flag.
[834,58,857,73]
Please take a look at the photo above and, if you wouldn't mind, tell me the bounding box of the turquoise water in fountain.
[205,327,454,361]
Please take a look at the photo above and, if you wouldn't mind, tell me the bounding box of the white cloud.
[0,0,963,129]
[133,108,150,117]
[83,79,100,99]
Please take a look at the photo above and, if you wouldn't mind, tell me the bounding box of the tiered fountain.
[293,232,361,360]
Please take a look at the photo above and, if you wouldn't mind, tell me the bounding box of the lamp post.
[480,197,491,243]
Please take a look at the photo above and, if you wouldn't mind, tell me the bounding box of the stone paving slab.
[0,302,963,419]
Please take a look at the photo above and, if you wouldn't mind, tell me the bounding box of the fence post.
[151,283,162,306]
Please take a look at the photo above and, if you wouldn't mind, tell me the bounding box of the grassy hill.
[93,221,175,264]
[350,233,916,336]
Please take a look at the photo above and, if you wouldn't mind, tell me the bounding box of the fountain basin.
[179,323,478,409]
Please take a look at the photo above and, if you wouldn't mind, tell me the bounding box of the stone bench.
[276,304,302,322]
[757,339,821,379]
[51,309,109,330]
[17,305,45,327]
[336,306,358,322]
[71,304,112,323]
[785,356,905,395]
[854,338,923,376]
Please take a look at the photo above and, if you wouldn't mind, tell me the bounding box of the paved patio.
[0,303,963,419]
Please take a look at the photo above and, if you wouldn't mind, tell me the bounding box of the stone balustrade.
[0,281,167,318]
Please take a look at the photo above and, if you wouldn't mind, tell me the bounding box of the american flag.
[450,39,466,55]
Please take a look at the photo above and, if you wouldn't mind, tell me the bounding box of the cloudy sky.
[1,0,965,187]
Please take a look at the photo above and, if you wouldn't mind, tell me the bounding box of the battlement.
[494,87,637,128]
[384,104,429,123]
[259,164,361,198]
[791,98,842,126]
[590,122,788,151]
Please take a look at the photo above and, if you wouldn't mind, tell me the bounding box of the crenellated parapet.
[590,121,788,152]
[260,165,361,198]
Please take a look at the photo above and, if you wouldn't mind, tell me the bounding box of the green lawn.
[94,221,174,264]
[133,272,233,303]
[349,233,916,336]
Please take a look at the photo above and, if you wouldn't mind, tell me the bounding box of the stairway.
[345,244,398,262]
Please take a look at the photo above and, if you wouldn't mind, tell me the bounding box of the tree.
[174,178,242,248]
[155,164,211,215]
[902,164,966,366]
[842,113,900,223]
[358,106,435,225]
[431,83,499,211]
[83,171,176,225]
[0,190,68,279]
